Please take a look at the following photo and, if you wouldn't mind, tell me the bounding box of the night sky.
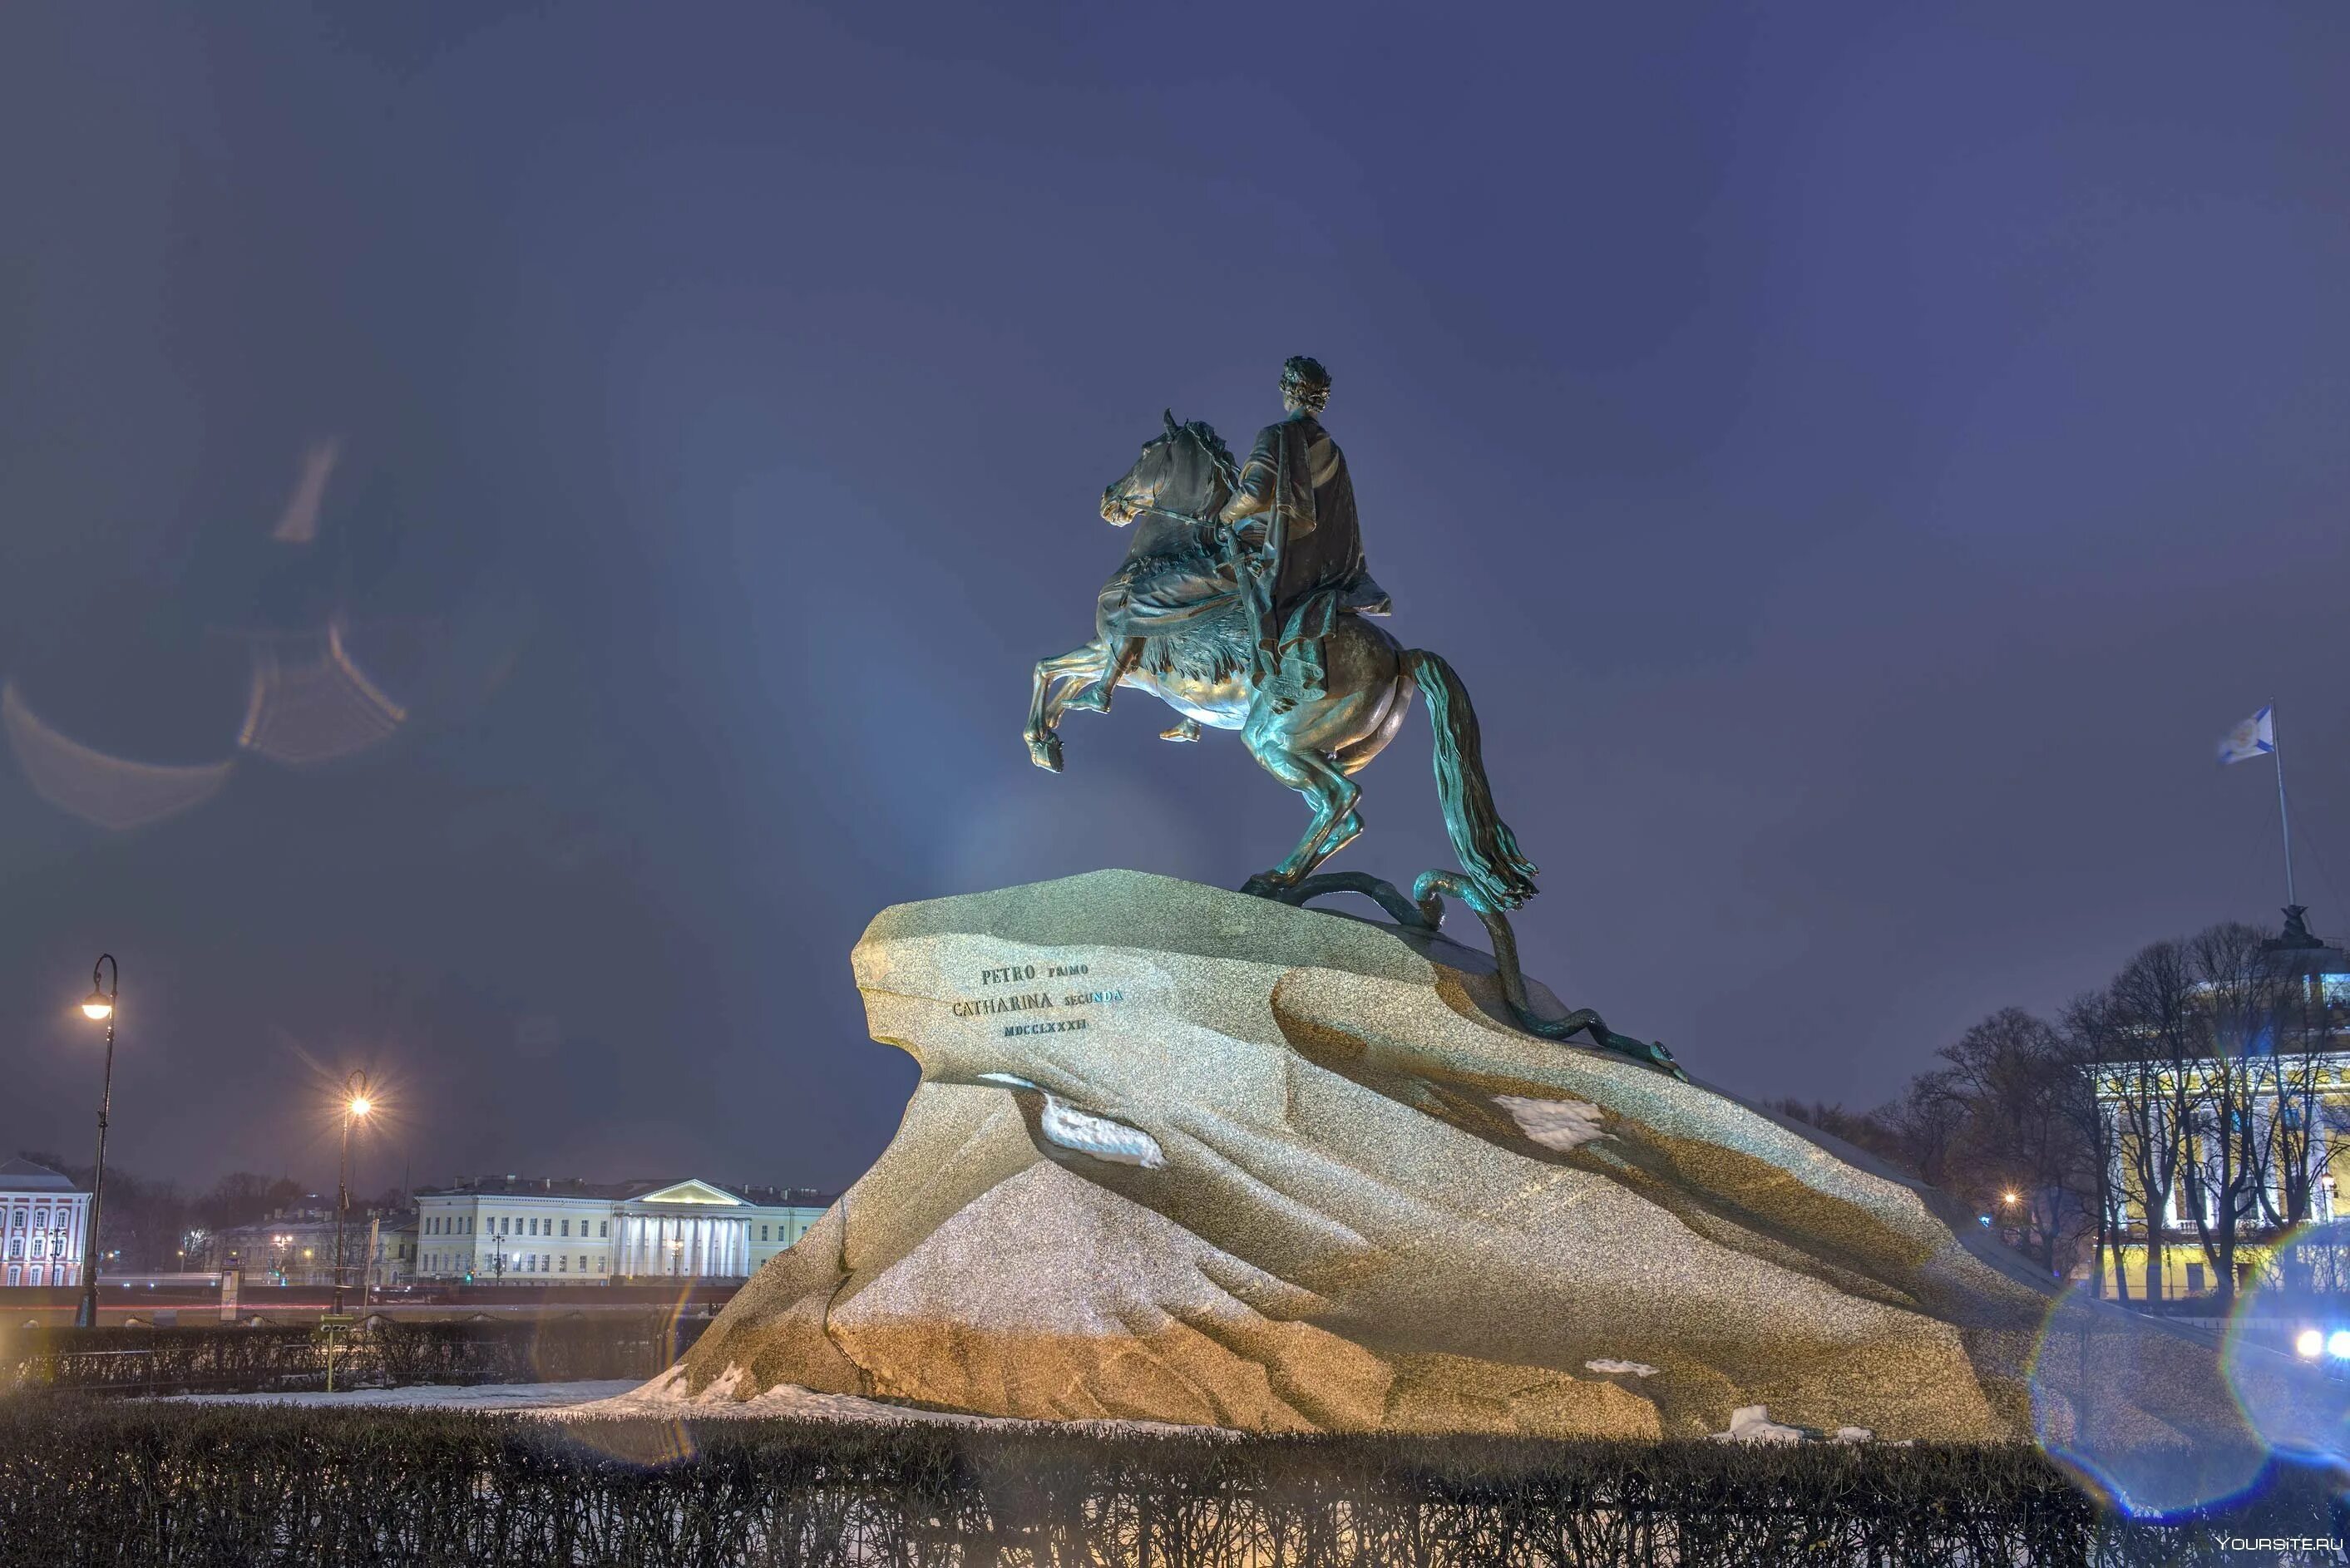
[3,4,2346,1198]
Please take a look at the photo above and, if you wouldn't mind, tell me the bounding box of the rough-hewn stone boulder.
[677,870,2264,1450]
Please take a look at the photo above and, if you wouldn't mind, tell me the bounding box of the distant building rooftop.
[0,1158,80,1192]
[2260,905,2350,979]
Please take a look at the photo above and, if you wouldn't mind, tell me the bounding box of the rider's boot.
[1160,717,1201,742]
[1066,638,1143,713]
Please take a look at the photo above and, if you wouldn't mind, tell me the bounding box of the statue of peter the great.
[1217,356,1390,700]
[1024,357,1684,1078]
[1069,357,1386,714]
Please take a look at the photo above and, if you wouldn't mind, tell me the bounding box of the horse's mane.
[1176,418,1240,496]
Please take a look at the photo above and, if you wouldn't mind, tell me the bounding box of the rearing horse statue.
[1024,414,1541,913]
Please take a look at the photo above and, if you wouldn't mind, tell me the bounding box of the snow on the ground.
[161,1379,646,1411]
[1709,1404,1880,1445]
[1712,1404,1808,1444]
[150,1367,1218,1432]
[552,1364,1226,1437]
[151,1373,1903,1452]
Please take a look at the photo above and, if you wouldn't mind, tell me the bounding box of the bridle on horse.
[1108,425,1242,547]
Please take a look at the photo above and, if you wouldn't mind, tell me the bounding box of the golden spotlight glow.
[81,990,112,1020]
[348,1097,373,1118]
[2001,1191,2020,1206]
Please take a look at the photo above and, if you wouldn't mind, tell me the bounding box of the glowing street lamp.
[332,1069,373,1314]
[75,954,120,1329]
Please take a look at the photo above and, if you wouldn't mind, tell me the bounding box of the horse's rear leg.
[1241,731,1362,890]
[1026,639,1108,772]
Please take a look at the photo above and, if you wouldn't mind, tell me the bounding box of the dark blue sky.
[2,3,2345,1196]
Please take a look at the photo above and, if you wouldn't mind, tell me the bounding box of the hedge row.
[0,1317,709,1396]
[0,1397,2338,1567]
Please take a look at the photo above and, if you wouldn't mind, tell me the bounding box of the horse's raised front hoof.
[1239,870,1296,900]
[1026,732,1064,773]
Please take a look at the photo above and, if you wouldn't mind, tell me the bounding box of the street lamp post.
[76,955,120,1329]
[332,1070,373,1314]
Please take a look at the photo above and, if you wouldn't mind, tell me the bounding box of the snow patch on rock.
[979,1072,1166,1169]
[1039,1095,1165,1168]
[1584,1358,1658,1378]
[1495,1094,1608,1151]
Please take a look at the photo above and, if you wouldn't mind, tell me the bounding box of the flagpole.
[2273,702,2297,910]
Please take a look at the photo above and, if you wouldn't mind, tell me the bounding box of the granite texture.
[680,870,2259,1446]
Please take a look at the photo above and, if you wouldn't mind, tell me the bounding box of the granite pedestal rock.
[680,870,2249,1443]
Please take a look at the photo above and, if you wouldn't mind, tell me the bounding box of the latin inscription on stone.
[953,959,1127,1037]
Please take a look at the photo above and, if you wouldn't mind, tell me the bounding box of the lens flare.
[2219,1219,2350,1467]
[2027,1275,2271,1518]
[2,681,235,830]
[237,620,407,766]
[539,1281,705,1470]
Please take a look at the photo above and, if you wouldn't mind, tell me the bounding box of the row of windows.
[5,1233,71,1259]
[424,1213,610,1240]
[422,1252,606,1275]
[5,1208,76,1231]
[3,1265,67,1287]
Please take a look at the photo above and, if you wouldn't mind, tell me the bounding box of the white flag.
[2217,706,2274,765]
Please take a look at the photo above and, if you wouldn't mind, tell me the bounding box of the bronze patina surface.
[1024,360,1536,917]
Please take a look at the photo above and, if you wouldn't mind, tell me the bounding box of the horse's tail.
[1403,648,1540,910]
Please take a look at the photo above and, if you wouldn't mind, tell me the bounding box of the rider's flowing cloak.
[1230,415,1390,663]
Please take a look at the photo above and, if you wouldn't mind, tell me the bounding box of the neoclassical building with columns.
[412,1174,832,1285]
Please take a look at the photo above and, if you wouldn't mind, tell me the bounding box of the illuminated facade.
[0,1158,89,1289]
[2095,1057,2347,1298]
[412,1175,832,1284]
[2092,920,2350,1299]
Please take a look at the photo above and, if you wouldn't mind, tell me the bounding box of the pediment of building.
[628,1179,743,1207]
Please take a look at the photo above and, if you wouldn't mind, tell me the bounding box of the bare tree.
[1879,1068,1969,1191]
[2056,992,2131,1300]
[2265,962,2341,1230]
[1931,1009,2092,1276]
[2172,922,2293,1304]
[2095,939,2205,1302]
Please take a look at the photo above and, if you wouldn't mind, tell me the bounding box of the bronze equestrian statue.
[1024,357,1537,912]
[1022,358,1684,1078]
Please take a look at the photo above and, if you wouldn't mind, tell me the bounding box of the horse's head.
[1101,409,1237,527]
